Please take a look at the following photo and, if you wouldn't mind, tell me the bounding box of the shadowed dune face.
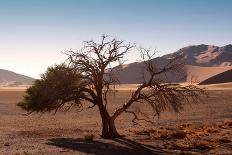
[199,69,232,85]
[185,65,232,83]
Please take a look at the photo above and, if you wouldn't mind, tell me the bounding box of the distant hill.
[2,44,231,86]
[111,44,232,84]
[0,69,35,86]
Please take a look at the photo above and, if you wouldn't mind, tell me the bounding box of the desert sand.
[0,85,232,154]
[185,65,232,83]
[199,69,232,85]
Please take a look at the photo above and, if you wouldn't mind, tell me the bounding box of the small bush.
[170,130,186,139]
[84,133,94,142]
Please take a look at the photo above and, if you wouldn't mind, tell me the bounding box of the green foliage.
[18,64,86,113]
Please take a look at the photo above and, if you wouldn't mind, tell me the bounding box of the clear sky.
[0,0,232,78]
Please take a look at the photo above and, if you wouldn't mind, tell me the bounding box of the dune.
[199,69,232,85]
[185,65,232,83]
[111,64,232,84]
[200,82,232,90]
[111,44,232,84]
[164,44,232,67]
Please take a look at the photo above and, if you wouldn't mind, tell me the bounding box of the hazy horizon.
[1,0,232,78]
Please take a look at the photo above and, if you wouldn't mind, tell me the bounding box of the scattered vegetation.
[132,119,232,151]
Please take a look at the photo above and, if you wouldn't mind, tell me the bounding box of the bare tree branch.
[18,35,205,138]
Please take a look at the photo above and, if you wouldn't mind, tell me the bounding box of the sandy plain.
[0,84,232,155]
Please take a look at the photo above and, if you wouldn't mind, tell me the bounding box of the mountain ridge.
[163,44,232,67]
[112,44,232,84]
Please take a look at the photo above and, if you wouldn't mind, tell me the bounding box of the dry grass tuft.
[133,121,231,152]
[196,131,209,137]
[193,140,212,150]
[159,130,169,139]
[183,128,195,135]
[217,119,232,129]
[224,119,232,127]
[84,133,95,142]
[218,136,231,143]
[178,122,192,129]
[170,130,186,139]
[204,127,219,134]
[134,130,151,136]
[4,142,10,146]
[217,124,224,129]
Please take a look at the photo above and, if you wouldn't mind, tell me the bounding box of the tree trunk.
[99,106,120,138]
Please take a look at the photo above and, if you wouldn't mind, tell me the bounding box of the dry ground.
[0,85,232,155]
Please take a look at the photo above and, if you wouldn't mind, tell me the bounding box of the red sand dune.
[185,65,232,83]
[199,69,232,85]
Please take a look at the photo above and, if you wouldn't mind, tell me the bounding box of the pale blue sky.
[0,0,231,78]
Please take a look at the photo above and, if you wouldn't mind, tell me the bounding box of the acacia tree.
[18,35,204,138]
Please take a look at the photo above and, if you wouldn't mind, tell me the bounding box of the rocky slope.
[112,44,232,84]
[0,69,35,86]
[163,44,232,67]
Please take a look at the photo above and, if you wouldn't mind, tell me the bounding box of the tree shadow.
[46,137,167,155]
